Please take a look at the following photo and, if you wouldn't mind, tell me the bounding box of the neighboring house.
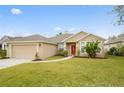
[104,38,124,51]
[5,31,105,59]
[0,36,14,50]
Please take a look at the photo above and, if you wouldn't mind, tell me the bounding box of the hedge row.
[0,49,7,58]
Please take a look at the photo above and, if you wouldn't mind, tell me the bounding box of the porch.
[66,42,77,56]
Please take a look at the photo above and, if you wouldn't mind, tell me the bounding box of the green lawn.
[0,56,124,87]
[47,56,65,60]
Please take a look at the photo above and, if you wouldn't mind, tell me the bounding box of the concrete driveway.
[0,59,30,69]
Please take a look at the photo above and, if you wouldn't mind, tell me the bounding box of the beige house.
[4,31,105,59]
[104,38,124,51]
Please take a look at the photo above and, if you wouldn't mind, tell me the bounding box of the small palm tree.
[84,40,101,58]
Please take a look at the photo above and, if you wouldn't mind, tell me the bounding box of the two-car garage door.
[12,45,36,59]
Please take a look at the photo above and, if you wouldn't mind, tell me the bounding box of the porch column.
[76,42,78,56]
[2,42,7,50]
[63,42,66,50]
[36,43,39,53]
[8,44,12,58]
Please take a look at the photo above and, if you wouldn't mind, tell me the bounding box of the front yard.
[0,56,124,86]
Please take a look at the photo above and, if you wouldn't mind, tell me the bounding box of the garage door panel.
[12,45,36,59]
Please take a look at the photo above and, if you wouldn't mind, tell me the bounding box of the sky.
[0,5,123,39]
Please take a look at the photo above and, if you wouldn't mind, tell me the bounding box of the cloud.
[54,27,62,31]
[68,27,75,31]
[11,8,23,15]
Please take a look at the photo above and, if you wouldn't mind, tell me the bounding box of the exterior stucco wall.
[80,34,102,42]
[77,34,105,57]
[39,43,57,59]
[7,42,57,59]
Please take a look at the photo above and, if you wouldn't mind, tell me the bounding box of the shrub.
[117,46,124,56]
[56,49,64,56]
[108,46,124,56]
[62,50,68,57]
[120,46,124,56]
[109,47,117,55]
[56,49,68,57]
[84,40,101,58]
[0,49,7,58]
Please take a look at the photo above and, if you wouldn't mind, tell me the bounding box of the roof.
[61,31,105,42]
[90,34,106,41]
[7,34,57,44]
[49,33,73,43]
[61,31,88,42]
[104,38,124,45]
[0,36,14,44]
[1,31,105,44]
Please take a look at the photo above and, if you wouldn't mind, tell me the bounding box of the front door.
[71,45,76,55]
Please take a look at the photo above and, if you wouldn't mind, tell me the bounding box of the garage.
[12,44,36,59]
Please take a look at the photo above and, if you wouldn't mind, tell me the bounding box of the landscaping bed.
[47,56,65,60]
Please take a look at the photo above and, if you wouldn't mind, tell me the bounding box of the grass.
[47,56,65,60]
[0,56,124,86]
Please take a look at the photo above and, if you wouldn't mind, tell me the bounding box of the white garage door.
[12,45,36,59]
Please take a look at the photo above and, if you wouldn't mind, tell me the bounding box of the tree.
[84,40,101,58]
[118,33,124,38]
[56,32,62,36]
[112,5,124,25]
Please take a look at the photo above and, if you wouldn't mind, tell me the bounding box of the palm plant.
[84,40,101,58]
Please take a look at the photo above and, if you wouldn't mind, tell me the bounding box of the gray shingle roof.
[1,31,105,44]
[4,34,73,44]
[104,38,124,45]
[7,34,57,44]
[0,36,15,44]
[49,33,73,43]
[10,34,46,41]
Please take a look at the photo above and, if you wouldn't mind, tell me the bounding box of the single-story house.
[1,31,105,59]
[0,36,13,50]
[104,38,124,51]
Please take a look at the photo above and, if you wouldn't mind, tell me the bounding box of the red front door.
[71,45,76,55]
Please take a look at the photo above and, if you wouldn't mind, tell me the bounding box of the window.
[86,41,101,53]
[97,42,101,53]
[58,43,64,50]
[80,41,102,54]
[80,42,85,53]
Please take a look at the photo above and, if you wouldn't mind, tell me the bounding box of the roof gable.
[62,31,88,42]
[79,34,105,42]
[49,33,73,43]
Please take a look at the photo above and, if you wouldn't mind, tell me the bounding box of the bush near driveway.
[0,49,7,59]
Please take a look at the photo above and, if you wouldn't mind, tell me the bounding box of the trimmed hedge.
[56,49,68,57]
[0,49,7,58]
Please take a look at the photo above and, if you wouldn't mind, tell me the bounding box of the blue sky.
[0,5,123,39]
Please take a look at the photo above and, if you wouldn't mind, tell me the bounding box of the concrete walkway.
[31,56,73,63]
[0,56,73,69]
[0,59,30,69]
